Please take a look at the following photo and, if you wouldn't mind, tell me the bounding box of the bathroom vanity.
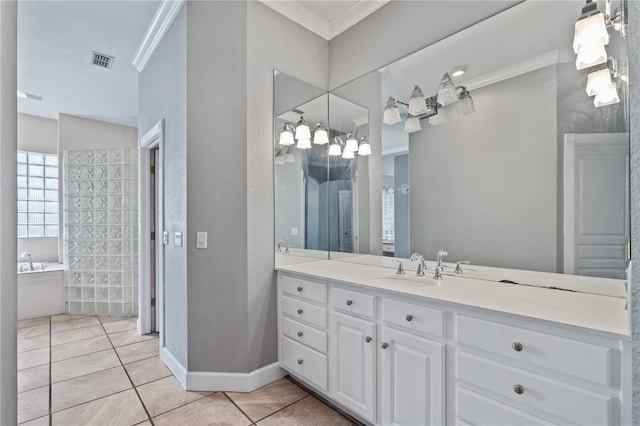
[275,259,630,425]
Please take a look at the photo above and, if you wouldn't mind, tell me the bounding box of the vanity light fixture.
[279,123,295,146]
[313,123,329,145]
[408,86,430,116]
[328,137,343,156]
[585,67,613,96]
[295,117,311,140]
[296,138,312,150]
[593,83,620,107]
[358,137,372,156]
[585,59,621,107]
[404,115,422,133]
[429,106,447,126]
[342,148,355,160]
[344,133,359,152]
[437,72,459,106]
[576,45,608,70]
[456,87,476,116]
[383,97,402,125]
[572,1,610,69]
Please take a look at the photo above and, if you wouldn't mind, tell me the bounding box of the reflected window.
[382,187,394,242]
[17,151,59,237]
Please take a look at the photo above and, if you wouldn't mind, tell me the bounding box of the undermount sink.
[374,274,439,285]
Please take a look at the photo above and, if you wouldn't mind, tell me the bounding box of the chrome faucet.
[410,253,427,276]
[276,239,289,253]
[21,252,34,271]
[454,260,471,274]
[434,249,448,280]
[392,259,405,275]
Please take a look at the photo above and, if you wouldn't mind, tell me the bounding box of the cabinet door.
[330,311,376,422]
[381,326,445,426]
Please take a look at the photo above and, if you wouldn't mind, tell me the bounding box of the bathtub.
[18,263,65,320]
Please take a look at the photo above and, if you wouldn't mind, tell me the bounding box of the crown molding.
[328,0,390,39]
[132,0,185,73]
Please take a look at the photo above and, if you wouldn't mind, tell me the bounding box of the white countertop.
[276,259,629,337]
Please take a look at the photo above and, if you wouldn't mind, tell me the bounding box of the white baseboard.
[186,362,286,392]
[160,346,187,388]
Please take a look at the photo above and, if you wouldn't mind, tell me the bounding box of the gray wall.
[410,66,557,270]
[0,1,17,423]
[393,154,409,258]
[138,6,188,367]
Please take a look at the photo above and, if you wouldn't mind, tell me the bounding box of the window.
[17,151,59,237]
[382,187,394,242]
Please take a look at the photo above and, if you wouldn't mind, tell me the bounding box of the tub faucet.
[409,253,427,276]
[21,252,34,271]
[434,249,448,280]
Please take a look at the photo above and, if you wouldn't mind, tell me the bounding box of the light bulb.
[573,12,609,54]
[296,138,311,149]
[358,137,371,156]
[344,133,359,152]
[586,68,613,96]
[313,124,329,145]
[437,73,458,106]
[408,85,429,116]
[575,45,608,70]
[295,117,311,140]
[404,115,421,133]
[383,97,402,125]
[279,124,294,146]
[328,138,342,156]
[342,149,355,160]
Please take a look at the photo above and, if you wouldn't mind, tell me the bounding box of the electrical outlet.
[291,227,298,236]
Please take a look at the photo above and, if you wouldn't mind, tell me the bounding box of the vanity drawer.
[457,387,553,426]
[281,316,327,354]
[282,296,327,329]
[281,275,327,304]
[281,336,328,391]
[457,352,614,426]
[382,298,444,338]
[456,315,613,386]
[331,287,375,319]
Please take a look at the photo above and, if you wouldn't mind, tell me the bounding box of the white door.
[330,311,375,421]
[564,133,629,279]
[380,327,445,426]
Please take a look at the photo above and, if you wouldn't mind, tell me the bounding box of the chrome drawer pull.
[297,309,303,315]
[297,286,303,292]
[365,336,372,343]
[406,314,414,322]
[512,342,523,352]
[346,299,353,306]
[297,359,303,365]
[513,384,524,395]
[297,331,303,337]
[381,342,389,349]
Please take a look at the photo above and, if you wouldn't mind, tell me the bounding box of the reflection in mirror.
[331,0,630,283]
[274,71,328,264]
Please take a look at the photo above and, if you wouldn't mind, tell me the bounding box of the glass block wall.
[63,148,139,316]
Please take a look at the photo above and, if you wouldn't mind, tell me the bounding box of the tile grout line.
[230,390,313,424]
[221,392,257,425]
[98,315,155,426]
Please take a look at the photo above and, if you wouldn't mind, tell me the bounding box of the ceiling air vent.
[291,108,305,115]
[91,51,115,69]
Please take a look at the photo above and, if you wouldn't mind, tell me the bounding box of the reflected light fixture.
[313,123,329,145]
[437,72,458,106]
[383,97,402,125]
[404,115,421,133]
[328,137,343,156]
[358,137,371,156]
[295,117,311,140]
[585,61,620,107]
[296,138,312,150]
[342,148,355,160]
[593,83,620,107]
[278,123,295,146]
[344,133,359,152]
[456,87,475,116]
[576,45,608,70]
[572,3,609,60]
[408,85,429,116]
[585,68,613,96]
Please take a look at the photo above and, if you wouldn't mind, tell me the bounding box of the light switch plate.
[174,232,183,247]
[163,231,169,245]
[291,227,298,236]
[196,231,208,249]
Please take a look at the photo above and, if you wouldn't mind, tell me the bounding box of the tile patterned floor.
[17,314,359,425]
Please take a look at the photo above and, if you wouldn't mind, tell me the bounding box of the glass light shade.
[575,45,608,70]
[342,149,355,160]
[573,12,609,54]
[428,107,447,126]
[296,138,312,149]
[358,138,372,156]
[408,85,429,116]
[456,91,475,116]
[345,134,359,152]
[593,83,620,107]
[295,118,311,140]
[404,115,421,133]
[586,68,613,96]
[437,73,458,106]
[313,125,329,145]
[328,140,342,156]
[284,150,296,163]
[279,126,294,146]
[383,97,402,125]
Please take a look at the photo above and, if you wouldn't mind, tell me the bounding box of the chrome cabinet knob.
[381,342,389,349]
[512,342,523,352]
[297,359,303,365]
[513,384,524,395]
[297,309,303,315]
[365,336,372,343]
[346,299,353,306]
[297,331,303,337]
[406,314,413,322]
[297,286,303,292]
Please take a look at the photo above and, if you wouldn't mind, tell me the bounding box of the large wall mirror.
[333,0,630,281]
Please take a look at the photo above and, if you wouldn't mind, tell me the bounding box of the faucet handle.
[392,259,406,275]
[454,260,471,274]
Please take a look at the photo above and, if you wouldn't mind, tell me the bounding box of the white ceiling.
[17,1,159,127]
[259,0,389,40]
